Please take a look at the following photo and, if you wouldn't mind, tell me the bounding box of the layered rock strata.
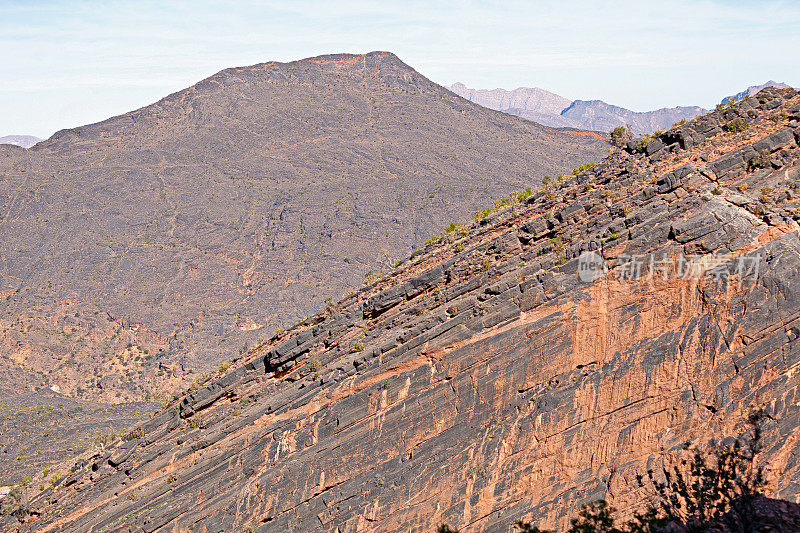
[10,87,800,532]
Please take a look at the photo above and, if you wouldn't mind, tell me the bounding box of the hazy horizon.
[2,0,799,138]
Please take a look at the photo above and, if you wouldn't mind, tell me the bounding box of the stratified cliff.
[10,86,800,532]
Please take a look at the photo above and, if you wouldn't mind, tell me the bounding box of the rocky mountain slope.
[0,135,41,149]
[449,83,705,134]
[9,86,800,532]
[722,80,792,105]
[0,51,606,407]
[0,392,158,485]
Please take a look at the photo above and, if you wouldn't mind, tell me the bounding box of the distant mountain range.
[449,80,794,134]
[5,82,792,151]
[449,83,704,134]
[446,84,573,126]
[0,135,41,148]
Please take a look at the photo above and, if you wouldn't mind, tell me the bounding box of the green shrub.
[547,235,564,253]
[363,270,383,285]
[570,162,596,176]
[517,188,534,202]
[751,151,772,170]
[610,125,633,147]
[637,134,652,152]
[473,207,495,223]
[472,188,538,223]
[444,222,469,238]
[9,486,22,501]
[723,119,748,132]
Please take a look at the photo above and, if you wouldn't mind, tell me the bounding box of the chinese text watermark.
[579,251,761,286]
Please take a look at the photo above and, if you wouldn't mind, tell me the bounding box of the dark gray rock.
[646,138,665,156]
[709,146,757,178]
[364,283,409,318]
[657,164,694,193]
[753,128,796,153]
[406,265,444,298]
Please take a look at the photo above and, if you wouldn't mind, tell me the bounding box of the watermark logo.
[578,251,761,286]
[578,251,607,282]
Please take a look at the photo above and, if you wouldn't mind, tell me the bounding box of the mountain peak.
[223,51,408,76]
[207,51,415,86]
[35,51,436,154]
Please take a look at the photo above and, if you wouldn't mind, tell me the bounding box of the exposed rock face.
[0,51,606,408]
[449,83,705,134]
[9,87,800,532]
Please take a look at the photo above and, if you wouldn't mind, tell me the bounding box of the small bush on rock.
[723,119,748,133]
[610,125,632,147]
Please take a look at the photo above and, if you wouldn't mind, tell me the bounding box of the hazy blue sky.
[2,0,799,138]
